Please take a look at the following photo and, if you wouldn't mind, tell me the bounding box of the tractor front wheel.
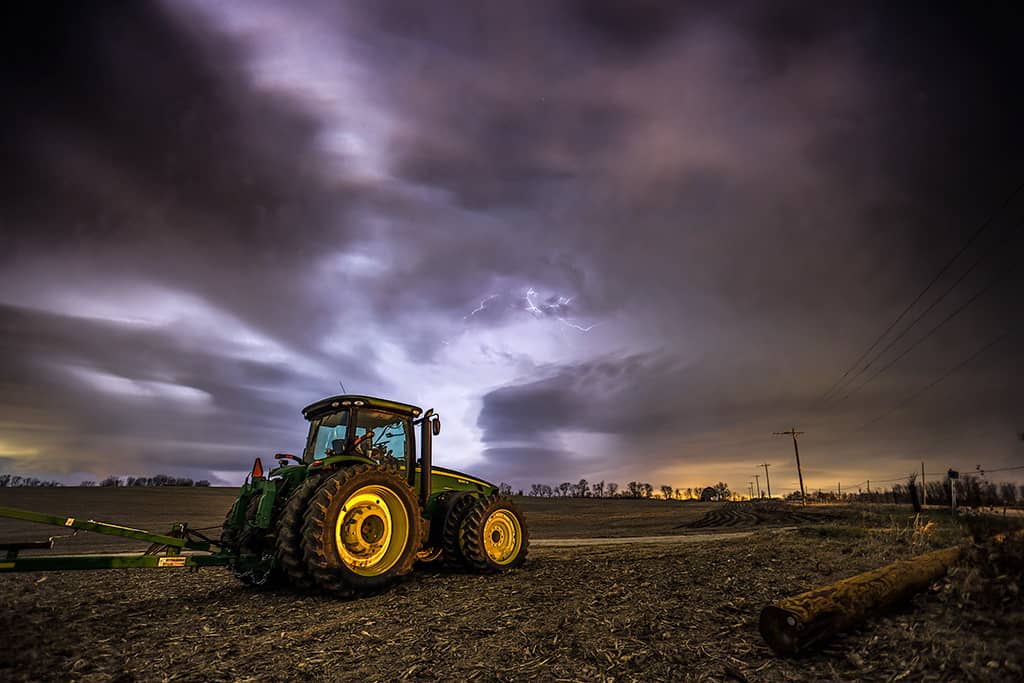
[222,496,282,588]
[460,495,529,573]
[301,464,423,596]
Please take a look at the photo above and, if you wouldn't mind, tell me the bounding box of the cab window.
[352,408,409,466]
[307,410,349,461]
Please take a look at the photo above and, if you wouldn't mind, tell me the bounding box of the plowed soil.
[1,490,1021,682]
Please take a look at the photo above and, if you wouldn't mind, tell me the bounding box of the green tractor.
[219,394,528,595]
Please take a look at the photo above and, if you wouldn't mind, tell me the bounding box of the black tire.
[440,493,478,569]
[275,472,329,591]
[460,495,529,573]
[301,464,423,596]
[224,495,282,588]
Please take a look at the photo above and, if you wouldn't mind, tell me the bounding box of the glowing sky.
[1,1,1021,492]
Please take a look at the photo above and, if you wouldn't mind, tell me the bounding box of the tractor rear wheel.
[301,464,423,596]
[460,495,529,573]
[440,493,478,569]
[275,472,329,591]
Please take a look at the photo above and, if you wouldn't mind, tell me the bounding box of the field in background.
[0,487,734,552]
[1,488,1021,681]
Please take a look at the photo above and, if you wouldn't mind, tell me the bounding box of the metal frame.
[0,505,234,573]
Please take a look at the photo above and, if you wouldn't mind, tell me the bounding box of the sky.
[1,0,1021,494]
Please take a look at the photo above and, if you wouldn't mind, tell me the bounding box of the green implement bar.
[0,553,233,572]
[0,506,211,551]
[0,505,236,573]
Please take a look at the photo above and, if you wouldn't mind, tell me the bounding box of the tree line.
[780,474,1023,507]
[0,473,211,488]
[524,479,732,500]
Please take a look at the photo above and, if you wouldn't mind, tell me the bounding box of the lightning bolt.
[464,294,499,320]
[558,319,599,332]
[523,288,543,315]
[523,287,597,333]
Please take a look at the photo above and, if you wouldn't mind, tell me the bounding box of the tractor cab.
[300,395,444,506]
[303,404,412,468]
[302,395,422,462]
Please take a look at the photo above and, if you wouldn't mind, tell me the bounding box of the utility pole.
[754,474,762,499]
[760,463,772,498]
[838,481,841,499]
[773,428,807,506]
[748,482,754,500]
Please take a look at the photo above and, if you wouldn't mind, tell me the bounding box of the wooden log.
[759,544,961,656]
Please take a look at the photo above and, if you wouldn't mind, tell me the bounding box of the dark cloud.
[0,1,359,350]
[1,1,1021,490]
[0,301,361,476]
[565,0,693,56]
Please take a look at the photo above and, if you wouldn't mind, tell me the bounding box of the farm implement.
[0,394,529,596]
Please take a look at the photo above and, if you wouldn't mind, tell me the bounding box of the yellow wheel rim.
[483,509,522,565]
[334,485,410,576]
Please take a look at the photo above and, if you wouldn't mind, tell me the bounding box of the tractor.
[218,394,529,595]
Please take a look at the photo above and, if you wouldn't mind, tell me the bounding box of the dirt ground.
[1,490,1021,682]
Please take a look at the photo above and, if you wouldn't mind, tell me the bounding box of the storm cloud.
[1,1,1021,492]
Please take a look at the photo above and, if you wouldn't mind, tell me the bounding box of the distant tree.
[641,483,653,499]
[572,479,589,497]
[530,484,544,497]
[981,480,999,507]
[712,482,730,501]
[606,482,618,497]
[557,482,571,497]
[626,481,641,498]
[499,482,513,496]
[99,476,121,487]
[660,485,673,500]
[591,481,605,498]
[927,480,947,506]
[80,480,96,487]
[685,487,693,500]
[999,482,1017,505]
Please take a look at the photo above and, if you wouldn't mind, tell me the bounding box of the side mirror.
[432,416,441,436]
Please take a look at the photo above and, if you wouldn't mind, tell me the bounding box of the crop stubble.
[0,490,1020,682]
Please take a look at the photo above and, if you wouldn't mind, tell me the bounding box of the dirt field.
[1,489,1021,682]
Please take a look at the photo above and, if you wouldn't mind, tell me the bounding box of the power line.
[815,179,1024,406]
[835,261,1017,404]
[853,328,1014,431]
[825,222,1018,406]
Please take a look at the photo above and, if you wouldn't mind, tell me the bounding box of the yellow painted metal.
[759,544,962,656]
[483,509,523,565]
[415,546,443,562]
[334,485,410,576]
